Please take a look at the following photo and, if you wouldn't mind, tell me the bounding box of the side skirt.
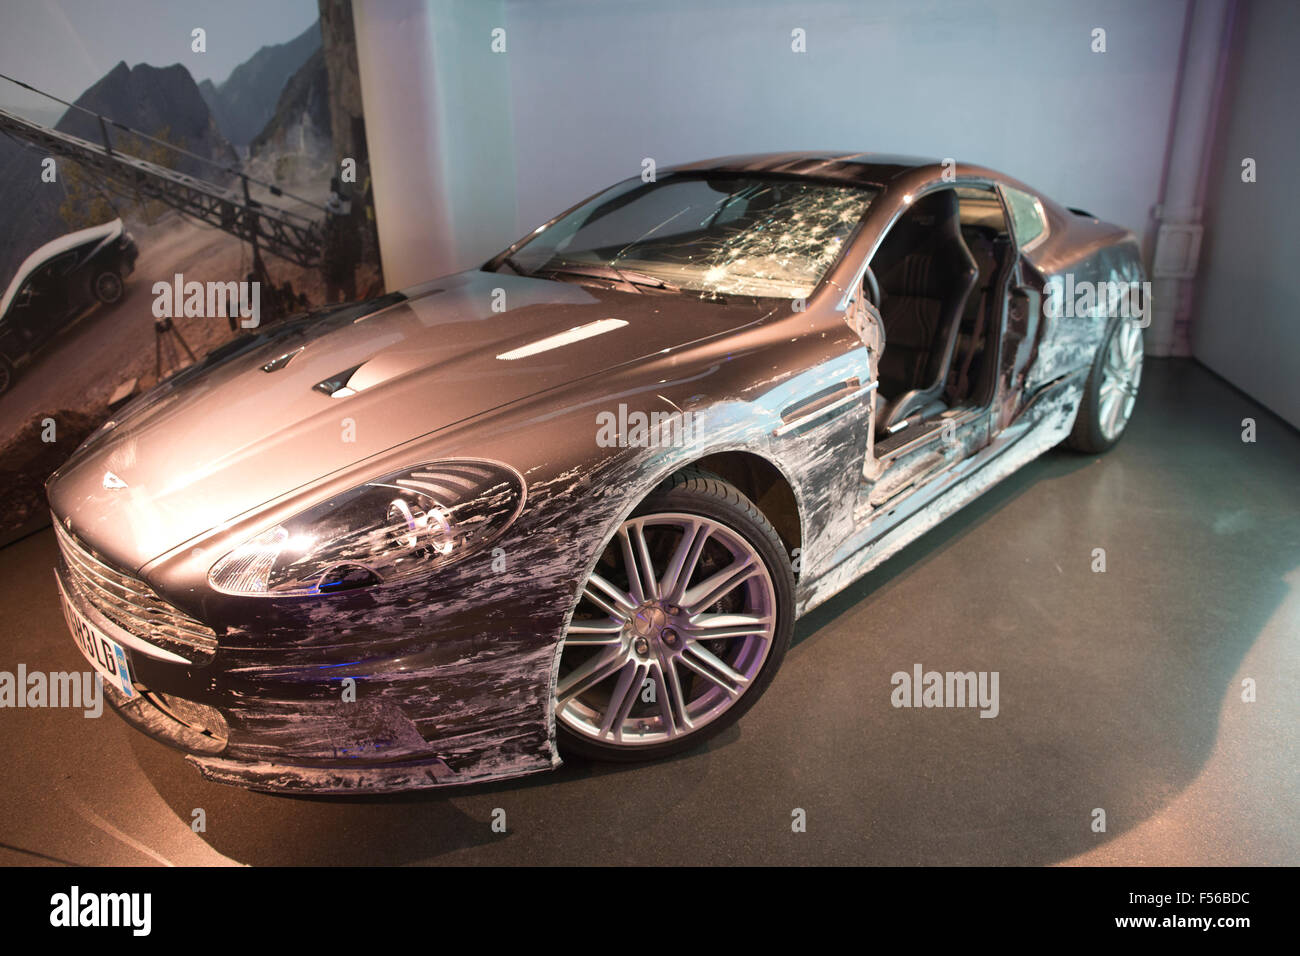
[795,372,1085,617]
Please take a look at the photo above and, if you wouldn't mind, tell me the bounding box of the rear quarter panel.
[1023,201,1147,394]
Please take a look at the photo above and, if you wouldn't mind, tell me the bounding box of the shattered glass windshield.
[498,174,877,299]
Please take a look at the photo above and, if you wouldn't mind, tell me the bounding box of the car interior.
[869,186,1016,437]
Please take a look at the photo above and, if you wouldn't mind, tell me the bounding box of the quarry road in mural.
[44,152,1148,792]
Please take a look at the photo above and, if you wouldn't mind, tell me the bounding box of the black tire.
[92,269,124,305]
[1066,317,1144,453]
[557,468,796,763]
[0,355,13,396]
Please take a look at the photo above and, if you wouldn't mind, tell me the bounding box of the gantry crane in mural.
[0,74,325,302]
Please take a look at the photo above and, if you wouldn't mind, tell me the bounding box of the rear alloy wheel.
[1068,317,1144,453]
[93,269,124,305]
[556,471,794,761]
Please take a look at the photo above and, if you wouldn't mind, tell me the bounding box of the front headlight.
[208,459,526,596]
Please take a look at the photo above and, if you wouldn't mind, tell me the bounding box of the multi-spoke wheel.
[556,470,794,761]
[1067,317,1144,453]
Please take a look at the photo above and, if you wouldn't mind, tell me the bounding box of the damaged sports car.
[47,153,1147,792]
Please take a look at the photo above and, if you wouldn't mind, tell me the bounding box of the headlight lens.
[208,459,525,596]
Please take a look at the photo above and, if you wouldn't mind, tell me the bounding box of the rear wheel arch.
[1066,315,1144,453]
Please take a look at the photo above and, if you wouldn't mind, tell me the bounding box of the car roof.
[667,151,946,187]
[667,152,1134,276]
[0,218,123,319]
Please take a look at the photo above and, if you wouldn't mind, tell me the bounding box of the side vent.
[313,364,364,398]
[262,346,305,372]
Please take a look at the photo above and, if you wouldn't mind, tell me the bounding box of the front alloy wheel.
[556,471,794,761]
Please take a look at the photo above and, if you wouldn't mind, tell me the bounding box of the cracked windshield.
[500,175,877,299]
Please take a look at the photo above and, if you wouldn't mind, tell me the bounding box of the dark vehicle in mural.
[46,154,1146,792]
[0,218,138,395]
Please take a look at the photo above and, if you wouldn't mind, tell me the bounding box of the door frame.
[844,178,1019,525]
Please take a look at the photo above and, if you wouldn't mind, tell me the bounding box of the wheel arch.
[680,450,803,567]
[544,442,808,754]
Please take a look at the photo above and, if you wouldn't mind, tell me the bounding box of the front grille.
[55,520,218,664]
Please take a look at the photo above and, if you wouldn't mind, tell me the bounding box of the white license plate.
[58,580,137,699]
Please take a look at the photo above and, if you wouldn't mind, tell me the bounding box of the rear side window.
[1003,186,1048,250]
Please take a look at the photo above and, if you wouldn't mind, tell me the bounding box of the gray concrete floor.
[0,358,1296,866]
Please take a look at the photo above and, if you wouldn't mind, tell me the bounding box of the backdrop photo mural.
[0,0,381,545]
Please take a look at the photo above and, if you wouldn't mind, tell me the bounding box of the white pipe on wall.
[353,0,515,290]
[1148,0,1235,357]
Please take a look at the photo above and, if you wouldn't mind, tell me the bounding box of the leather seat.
[872,189,979,432]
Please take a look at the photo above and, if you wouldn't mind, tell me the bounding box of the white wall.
[1192,0,1300,430]
[358,0,1187,276]
[503,0,1186,239]
[355,0,515,287]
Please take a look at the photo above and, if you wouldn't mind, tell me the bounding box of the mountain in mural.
[250,47,332,162]
[66,61,237,176]
[199,21,322,148]
[0,60,236,286]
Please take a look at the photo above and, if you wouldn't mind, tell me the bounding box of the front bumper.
[96,677,535,794]
[55,536,567,793]
[48,428,642,795]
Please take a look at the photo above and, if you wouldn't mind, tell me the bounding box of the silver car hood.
[47,268,767,571]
